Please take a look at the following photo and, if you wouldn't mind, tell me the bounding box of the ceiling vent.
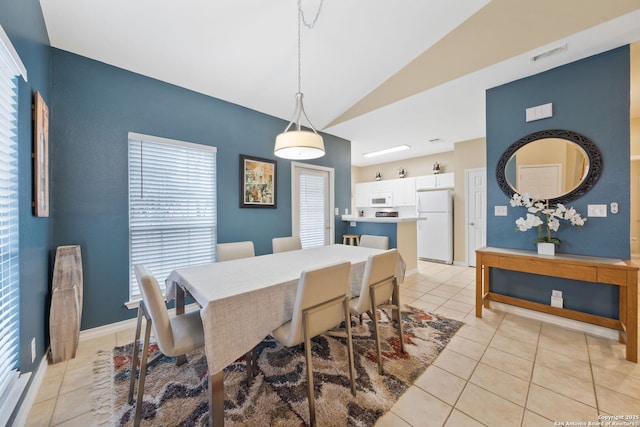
[530,44,568,63]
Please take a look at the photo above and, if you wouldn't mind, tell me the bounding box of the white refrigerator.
[416,189,453,264]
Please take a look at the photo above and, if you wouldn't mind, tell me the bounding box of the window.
[128,133,216,302]
[292,163,334,248]
[0,24,27,419]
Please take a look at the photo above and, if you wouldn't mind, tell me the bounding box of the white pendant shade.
[274,1,326,161]
[274,130,325,160]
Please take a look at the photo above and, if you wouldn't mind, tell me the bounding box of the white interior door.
[518,164,561,199]
[292,163,334,247]
[466,168,486,267]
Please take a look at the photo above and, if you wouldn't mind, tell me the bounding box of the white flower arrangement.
[509,192,586,246]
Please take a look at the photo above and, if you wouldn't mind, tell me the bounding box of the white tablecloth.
[165,244,395,374]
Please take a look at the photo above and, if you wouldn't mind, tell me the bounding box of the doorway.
[292,162,335,247]
[466,167,486,266]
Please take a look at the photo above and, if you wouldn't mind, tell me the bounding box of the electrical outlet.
[31,337,36,363]
[551,290,563,308]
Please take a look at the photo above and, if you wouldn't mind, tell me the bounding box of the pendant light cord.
[297,0,323,93]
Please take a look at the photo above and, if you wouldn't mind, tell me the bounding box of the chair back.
[359,234,389,249]
[134,265,174,354]
[281,261,351,347]
[217,241,255,261]
[353,249,398,314]
[272,236,302,253]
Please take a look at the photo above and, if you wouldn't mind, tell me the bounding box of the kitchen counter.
[341,215,424,223]
[341,215,419,275]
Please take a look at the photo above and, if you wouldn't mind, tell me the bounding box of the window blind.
[128,133,217,302]
[0,31,21,411]
[298,171,326,248]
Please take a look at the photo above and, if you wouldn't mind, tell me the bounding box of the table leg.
[475,253,483,318]
[208,371,225,427]
[175,285,185,315]
[175,285,187,365]
[626,271,638,363]
[483,265,491,309]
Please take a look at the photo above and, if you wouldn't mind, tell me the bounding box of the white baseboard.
[490,301,619,340]
[79,303,200,341]
[9,355,47,427]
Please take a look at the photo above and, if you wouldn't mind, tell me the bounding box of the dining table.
[165,243,403,427]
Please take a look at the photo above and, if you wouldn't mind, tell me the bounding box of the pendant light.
[274,0,325,160]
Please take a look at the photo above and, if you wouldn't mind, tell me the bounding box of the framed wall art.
[33,91,49,217]
[240,154,276,208]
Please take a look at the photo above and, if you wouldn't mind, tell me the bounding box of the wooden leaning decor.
[49,245,83,363]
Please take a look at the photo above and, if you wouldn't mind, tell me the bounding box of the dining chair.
[349,248,404,375]
[217,240,255,261]
[128,265,205,427]
[271,261,356,427]
[359,234,389,249]
[272,236,302,253]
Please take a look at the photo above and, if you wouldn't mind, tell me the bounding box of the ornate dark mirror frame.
[496,129,602,205]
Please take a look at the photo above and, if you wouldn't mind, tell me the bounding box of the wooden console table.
[475,246,638,363]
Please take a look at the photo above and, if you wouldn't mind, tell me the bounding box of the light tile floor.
[26,261,640,426]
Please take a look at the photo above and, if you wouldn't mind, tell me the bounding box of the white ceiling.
[39,1,640,166]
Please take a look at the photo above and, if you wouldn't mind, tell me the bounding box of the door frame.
[465,167,487,267]
[291,162,335,245]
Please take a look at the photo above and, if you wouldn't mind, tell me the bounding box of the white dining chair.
[349,249,405,375]
[217,240,255,261]
[271,261,356,427]
[128,265,205,427]
[272,236,302,253]
[359,234,389,249]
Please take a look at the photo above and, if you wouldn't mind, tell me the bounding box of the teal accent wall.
[486,46,630,318]
[0,0,52,379]
[345,222,398,249]
[50,49,351,329]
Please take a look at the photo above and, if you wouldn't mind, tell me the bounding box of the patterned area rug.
[93,306,462,426]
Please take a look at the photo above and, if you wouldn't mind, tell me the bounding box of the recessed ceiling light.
[363,144,411,158]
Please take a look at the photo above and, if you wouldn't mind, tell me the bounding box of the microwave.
[370,192,393,208]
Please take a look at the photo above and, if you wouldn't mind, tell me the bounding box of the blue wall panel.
[486,46,630,318]
[0,0,52,375]
[50,49,351,329]
[345,222,398,249]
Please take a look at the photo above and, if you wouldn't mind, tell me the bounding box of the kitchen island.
[341,215,422,275]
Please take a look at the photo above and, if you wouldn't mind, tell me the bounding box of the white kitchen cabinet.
[391,177,416,206]
[415,173,454,190]
[354,178,416,207]
[436,172,455,189]
[355,182,373,207]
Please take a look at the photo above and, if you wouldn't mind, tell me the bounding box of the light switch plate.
[587,204,607,217]
[494,206,508,216]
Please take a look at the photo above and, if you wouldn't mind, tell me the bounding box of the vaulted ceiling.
[39,0,640,166]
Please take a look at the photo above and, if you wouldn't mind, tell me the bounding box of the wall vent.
[530,44,567,62]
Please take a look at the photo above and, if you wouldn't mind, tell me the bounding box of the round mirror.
[496,129,602,204]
